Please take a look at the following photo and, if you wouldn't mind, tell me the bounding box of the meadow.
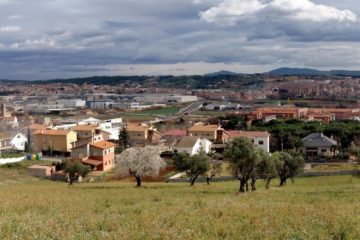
[0,171,359,240]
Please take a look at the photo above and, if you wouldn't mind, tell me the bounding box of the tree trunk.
[279,177,287,187]
[251,177,256,192]
[190,175,198,186]
[245,181,249,192]
[206,176,210,185]
[266,178,271,189]
[239,179,246,193]
[135,175,141,187]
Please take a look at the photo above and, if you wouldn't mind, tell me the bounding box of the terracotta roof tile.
[90,140,116,150]
[72,125,98,131]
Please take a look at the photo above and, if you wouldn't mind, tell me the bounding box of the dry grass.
[0,171,359,239]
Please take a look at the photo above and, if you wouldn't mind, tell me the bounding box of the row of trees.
[224,138,304,192]
[116,137,304,192]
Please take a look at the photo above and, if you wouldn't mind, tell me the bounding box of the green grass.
[310,163,359,172]
[0,173,359,239]
[0,160,53,170]
[0,153,24,159]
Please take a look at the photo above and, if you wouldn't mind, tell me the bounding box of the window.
[259,141,264,145]
[321,149,327,153]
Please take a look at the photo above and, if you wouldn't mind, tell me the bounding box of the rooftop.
[174,136,199,148]
[34,129,71,136]
[164,129,187,137]
[188,124,219,132]
[90,140,116,150]
[72,125,99,131]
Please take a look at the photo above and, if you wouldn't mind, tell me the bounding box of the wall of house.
[188,131,216,140]
[251,136,270,153]
[34,132,77,153]
[128,131,147,144]
[10,134,27,151]
[89,147,115,171]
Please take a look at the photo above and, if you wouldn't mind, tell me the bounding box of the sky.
[0,0,360,80]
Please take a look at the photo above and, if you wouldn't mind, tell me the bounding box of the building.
[0,103,11,118]
[126,123,163,145]
[71,140,116,171]
[33,130,77,156]
[72,125,107,145]
[56,99,86,108]
[188,123,228,143]
[88,99,115,109]
[302,133,337,157]
[10,133,27,151]
[163,129,187,144]
[173,136,212,156]
[227,131,270,153]
[27,165,56,177]
[0,132,12,153]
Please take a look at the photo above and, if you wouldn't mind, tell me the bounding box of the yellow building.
[33,129,77,156]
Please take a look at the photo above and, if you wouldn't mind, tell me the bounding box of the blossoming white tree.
[117,146,166,187]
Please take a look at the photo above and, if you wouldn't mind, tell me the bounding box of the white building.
[88,100,115,109]
[228,131,270,153]
[10,133,27,151]
[173,136,212,156]
[56,99,86,108]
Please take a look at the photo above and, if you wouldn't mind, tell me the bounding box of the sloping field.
[0,173,359,239]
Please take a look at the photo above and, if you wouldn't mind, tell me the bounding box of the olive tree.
[257,152,279,189]
[274,151,304,187]
[173,151,211,186]
[224,137,259,193]
[117,146,166,187]
[64,160,91,185]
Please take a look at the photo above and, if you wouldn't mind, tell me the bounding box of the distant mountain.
[268,67,360,77]
[205,70,240,77]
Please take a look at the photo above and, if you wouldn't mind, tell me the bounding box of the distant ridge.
[204,70,240,76]
[268,67,360,77]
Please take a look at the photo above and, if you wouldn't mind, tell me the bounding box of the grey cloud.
[0,0,359,79]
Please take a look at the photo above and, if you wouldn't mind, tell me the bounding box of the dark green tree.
[256,150,279,189]
[118,126,130,151]
[274,151,304,187]
[64,160,91,185]
[173,151,211,186]
[224,137,259,192]
[24,127,32,153]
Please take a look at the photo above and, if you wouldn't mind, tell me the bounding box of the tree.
[257,152,280,189]
[64,160,91,185]
[274,151,304,187]
[204,161,222,185]
[118,127,130,151]
[173,151,211,186]
[24,127,32,153]
[117,146,166,187]
[224,137,259,193]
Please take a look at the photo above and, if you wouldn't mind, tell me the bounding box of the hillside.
[0,175,359,239]
[269,67,360,77]
[26,74,264,89]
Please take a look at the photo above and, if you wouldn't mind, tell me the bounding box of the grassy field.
[0,171,359,239]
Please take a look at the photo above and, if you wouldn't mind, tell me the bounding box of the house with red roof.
[163,129,187,144]
[71,140,116,171]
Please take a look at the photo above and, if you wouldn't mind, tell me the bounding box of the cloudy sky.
[0,0,360,80]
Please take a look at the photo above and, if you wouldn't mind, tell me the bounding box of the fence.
[0,156,25,165]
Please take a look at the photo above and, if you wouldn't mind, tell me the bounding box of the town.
[1,72,360,179]
[1,0,360,238]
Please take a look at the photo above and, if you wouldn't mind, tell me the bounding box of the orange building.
[71,140,116,171]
